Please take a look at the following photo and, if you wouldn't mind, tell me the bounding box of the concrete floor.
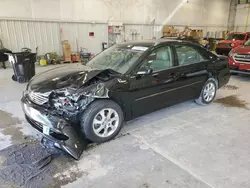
[0,64,250,188]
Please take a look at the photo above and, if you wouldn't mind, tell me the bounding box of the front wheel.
[80,100,124,143]
[195,78,217,105]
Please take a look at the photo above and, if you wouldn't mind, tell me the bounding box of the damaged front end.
[48,82,109,123]
[22,81,110,159]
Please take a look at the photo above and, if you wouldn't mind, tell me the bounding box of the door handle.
[152,73,159,77]
[170,72,178,77]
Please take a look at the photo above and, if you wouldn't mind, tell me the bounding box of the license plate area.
[43,126,50,135]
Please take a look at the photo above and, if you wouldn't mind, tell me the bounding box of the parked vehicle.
[216,32,250,55]
[21,39,230,159]
[228,39,250,74]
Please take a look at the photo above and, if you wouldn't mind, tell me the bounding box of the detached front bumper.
[21,94,85,159]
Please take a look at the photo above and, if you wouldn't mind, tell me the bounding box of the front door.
[129,45,179,117]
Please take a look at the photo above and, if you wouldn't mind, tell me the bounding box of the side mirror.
[137,67,153,75]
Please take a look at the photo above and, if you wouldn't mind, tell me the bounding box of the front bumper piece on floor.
[21,95,85,159]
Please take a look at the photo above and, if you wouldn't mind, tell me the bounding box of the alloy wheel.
[92,108,120,138]
[203,82,216,102]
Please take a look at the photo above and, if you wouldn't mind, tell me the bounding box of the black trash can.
[6,52,36,83]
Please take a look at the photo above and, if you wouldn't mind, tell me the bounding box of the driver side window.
[140,46,174,72]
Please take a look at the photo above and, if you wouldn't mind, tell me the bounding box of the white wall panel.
[0,0,230,26]
[59,22,108,54]
[124,25,156,41]
[0,0,32,19]
[0,0,231,55]
[0,19,228,56]
[0,20,107,55]
[234,4,250,31]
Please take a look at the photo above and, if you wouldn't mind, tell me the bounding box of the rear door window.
[174,45,206,66]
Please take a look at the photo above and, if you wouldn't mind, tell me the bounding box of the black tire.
[195,78,217,105]
[12,75,17,81]
[80,100,124,143]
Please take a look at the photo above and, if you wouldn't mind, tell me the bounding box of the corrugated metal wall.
[0,20,228,56]
[0,20,108,55]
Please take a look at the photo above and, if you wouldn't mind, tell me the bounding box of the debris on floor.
[0,143,61,188]
[215,95,249,110]
[222,85,239,90]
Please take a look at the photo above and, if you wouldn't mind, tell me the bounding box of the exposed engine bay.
[38,70,113,122]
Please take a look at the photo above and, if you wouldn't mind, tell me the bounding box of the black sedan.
[21,39,230,159]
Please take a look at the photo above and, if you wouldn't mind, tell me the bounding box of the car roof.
[117,39,185,48]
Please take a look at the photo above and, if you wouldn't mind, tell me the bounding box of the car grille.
[29,91,49,105]
[234,54,250,63]
[218,43,231,47]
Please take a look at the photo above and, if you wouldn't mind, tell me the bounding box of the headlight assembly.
[229,51,235,57]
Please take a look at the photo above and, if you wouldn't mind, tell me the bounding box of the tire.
[80,100,124,143]
[195,78,217,105]
[12,75,17,81]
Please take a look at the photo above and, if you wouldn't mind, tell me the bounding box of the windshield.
[226,34,245,40]
[245,39,250,46]
[86,45,146,74]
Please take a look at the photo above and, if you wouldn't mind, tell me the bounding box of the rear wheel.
[80,100,124,143]
[195,78,217,105]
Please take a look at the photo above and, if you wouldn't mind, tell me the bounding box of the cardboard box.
[163,26,171,33]
[62,40,71,61]
[190,30,203,38]
[163,26,176,33]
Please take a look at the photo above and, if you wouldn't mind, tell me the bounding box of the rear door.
[172,43,210,101]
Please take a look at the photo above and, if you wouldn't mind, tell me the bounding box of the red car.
[216,32,250,55]
[228,39,250,74]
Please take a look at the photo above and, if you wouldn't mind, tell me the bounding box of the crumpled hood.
[28,65,107,93]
